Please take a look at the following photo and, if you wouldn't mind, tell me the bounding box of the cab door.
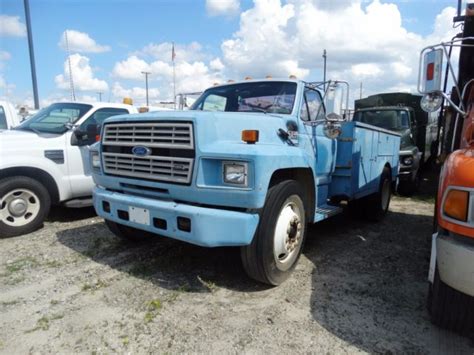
[66,107,131,198]
[301,88,335,185]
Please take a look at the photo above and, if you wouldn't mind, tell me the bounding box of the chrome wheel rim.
[0,189,41,227]
[273,195,305,271]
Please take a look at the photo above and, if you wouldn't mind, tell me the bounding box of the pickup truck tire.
[0,176,51,238]
[429,267,474,336]
[105,220,152,243]
[241,180,307,286]
[363,167,391,222]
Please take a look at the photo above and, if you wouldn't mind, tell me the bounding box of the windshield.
[353,109,410,131]
[17,103,93,134]
[191,81,297,114]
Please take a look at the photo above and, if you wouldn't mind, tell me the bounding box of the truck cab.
[419,1,474,336]
[0,101,137,237]
[91,78,400,285]
[0,100,22,131]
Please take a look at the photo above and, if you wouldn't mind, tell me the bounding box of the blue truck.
[90,79,400,285]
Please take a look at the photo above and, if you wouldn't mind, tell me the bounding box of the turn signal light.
[426,63,434,81]
[242,130,259,144]
[443,189,469,221]
[95,134,101,142]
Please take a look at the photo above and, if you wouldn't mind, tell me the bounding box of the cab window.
[0,106,7,130]
[300,88,325,121]
[80,108,129,130]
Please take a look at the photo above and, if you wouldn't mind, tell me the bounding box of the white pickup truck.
[0,101,137,237]
[0,100,22,130]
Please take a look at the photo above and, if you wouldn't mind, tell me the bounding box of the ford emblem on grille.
[132,146,152,157]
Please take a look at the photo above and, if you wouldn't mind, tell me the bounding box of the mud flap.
[428,232,438,283]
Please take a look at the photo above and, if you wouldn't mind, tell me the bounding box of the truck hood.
[104,110,293,146]
[0,129,65,154]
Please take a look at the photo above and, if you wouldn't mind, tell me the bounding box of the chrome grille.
[101,121,194,184]
[103,122,193,149]
[103,153,193,184]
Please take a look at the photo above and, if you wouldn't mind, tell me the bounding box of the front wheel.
[430,267,474,336]
[0,176,51,237]
[241,180,307,286]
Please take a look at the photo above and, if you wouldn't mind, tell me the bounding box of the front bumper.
[434,229,474,297]
[93,187,259,247]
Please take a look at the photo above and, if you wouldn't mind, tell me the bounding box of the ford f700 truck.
[419,1,474,336]
[91,79,400,285]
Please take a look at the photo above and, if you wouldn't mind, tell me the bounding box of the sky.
[0,0,469,107]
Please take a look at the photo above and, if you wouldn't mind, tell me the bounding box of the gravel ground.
[1,176,473,353]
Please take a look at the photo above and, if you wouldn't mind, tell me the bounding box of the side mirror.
[326,112,343,121]
[421,93,443,113]
[323,121,342,139]
[420,48,443,93]
[71,124,100,146]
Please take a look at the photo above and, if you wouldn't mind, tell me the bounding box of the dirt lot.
[1,176,473,353]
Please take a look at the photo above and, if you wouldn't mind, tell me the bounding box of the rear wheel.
[363,167,391,222]
[241,180,307,286]
[0,176,51,237]
[430,267,474,336]
[105,219,152,243]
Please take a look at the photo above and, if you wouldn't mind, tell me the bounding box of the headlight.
[402,156,414,166]
[223,162,248,186]
[91,151,101,170]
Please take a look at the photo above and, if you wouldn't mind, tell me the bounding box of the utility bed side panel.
[329,121,400,200]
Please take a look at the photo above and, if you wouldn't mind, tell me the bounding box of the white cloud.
[206,0,240,16]
[112,55,150,80]
[0,15,26,37]
[59,30,111,53]
[112,41,226,101]
[55,54,109,92]
[112,82,160,104]
[0,51,11,62]
[138,41,205,62]
[210,58,225,71]
[220,0,459,101]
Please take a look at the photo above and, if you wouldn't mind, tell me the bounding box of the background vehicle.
[419,1,474,336]
[354,93,438,194]
[0,101,137,237]
[91,78,400,285]
[0,100,23,130]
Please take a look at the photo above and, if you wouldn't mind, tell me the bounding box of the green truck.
[354,93,438,194]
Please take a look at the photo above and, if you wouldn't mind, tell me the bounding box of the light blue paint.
[92,80,400,247]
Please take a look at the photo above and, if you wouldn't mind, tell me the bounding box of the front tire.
[0,176,51,237]
[429,267,474,336]
[241,180,307,286]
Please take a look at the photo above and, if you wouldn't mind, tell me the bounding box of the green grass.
[81,279,108,292]
[5,256,39,274]
[144,299,162,323]
[25,314,64,333]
